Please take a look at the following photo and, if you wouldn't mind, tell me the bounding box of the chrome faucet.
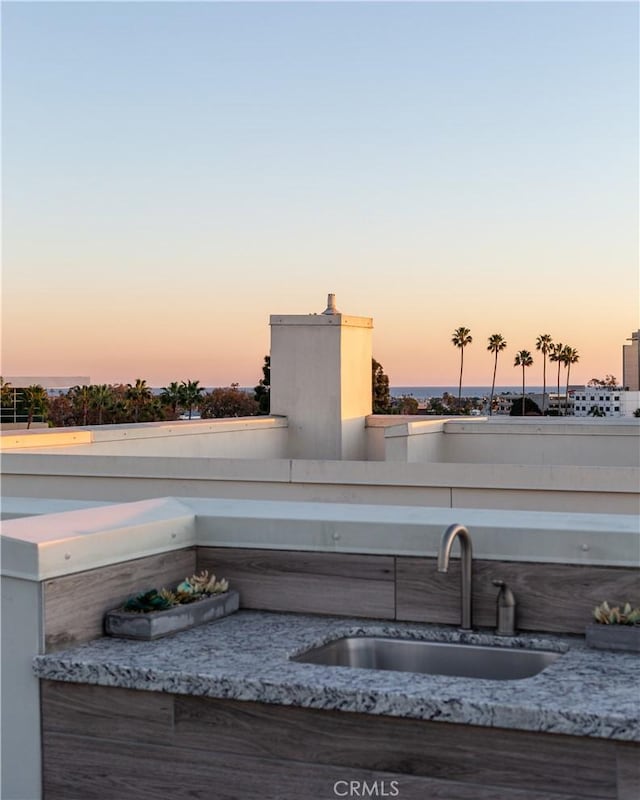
[437,524,473,631]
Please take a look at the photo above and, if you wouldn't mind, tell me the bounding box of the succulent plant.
[123,589,175,613]
[122,571,229,613]
[177,571,229,600]
[593,601,640,625]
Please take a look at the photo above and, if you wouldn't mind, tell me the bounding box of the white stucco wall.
[270,313,372,459]
[1,576,42,800]
[0,417,289,459]
[2,452,638,514]
[441,419,640,467]
[377,417,640,468]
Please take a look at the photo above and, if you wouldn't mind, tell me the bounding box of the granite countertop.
[33,610,640,742]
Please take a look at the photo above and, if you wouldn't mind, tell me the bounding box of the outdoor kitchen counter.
[33,610,640,742]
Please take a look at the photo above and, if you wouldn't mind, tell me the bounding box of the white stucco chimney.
[269,295,373,460]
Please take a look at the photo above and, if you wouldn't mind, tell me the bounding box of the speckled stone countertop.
[33,611,640,741]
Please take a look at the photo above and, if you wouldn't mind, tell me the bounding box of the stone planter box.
[105,590,240,641]
[585,623,640,653]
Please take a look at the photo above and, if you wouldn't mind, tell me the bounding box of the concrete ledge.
[187,498,640,567]
[0,498,196,580]
[1,497,116,520]
[2,498,638,583]
[270,314,373,328]
[0,417,289,454]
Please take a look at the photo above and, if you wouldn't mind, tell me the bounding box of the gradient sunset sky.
[3,1,638,387]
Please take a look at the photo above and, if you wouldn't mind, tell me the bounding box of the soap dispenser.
[492,579,517,636]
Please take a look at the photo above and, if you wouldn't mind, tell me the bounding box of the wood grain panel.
[42,730,591,800]
[41,680,173,742]
[44,548,196,651]
[396,557,640,633]
[616,742,640,800]
[197,547,395,618]
[174,694,617,798]
[40,683,618,800]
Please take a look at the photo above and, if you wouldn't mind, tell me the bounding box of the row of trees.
[451,328,580,416]
[0,334,591,429]
[0,378,262,429]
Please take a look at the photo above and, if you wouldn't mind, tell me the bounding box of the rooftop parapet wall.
[2,451,638,515]
[377,417,640,468]
[4,415,637,468]
[0,416,289,458]
[2,416,639,515]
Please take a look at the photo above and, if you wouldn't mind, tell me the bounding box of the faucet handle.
[492,579,517,636]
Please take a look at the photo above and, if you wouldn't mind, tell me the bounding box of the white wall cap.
[384,420,447,438]
[1,497,116,520]
[443,419,640,436]
[185,497,640,567]
[1,497,638,578]
[270,314,373,329]
[1,497,195,581]
[0,416,288,451]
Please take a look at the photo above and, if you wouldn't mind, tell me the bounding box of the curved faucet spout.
[437,524,473,631]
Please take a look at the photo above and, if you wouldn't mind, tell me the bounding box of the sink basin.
[292,636,561,680]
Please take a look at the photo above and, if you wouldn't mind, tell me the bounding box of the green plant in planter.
[123,589,176,613]
[593,601,640,625]
[123,571,229,613]
[176,570,229,603]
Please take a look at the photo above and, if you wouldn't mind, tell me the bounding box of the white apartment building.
[572,387,640,417]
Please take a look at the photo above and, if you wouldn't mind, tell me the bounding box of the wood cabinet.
[41,681,638,800]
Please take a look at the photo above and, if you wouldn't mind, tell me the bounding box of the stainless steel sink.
[292,636,561,680]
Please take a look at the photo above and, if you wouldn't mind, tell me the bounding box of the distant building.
[4,376,90,395]
[573,387,640,417]
[1,376,90,426]
[494,393,548,415]
[623,330,639,391]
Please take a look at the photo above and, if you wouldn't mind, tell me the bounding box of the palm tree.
[451,326,472,413]
[487,334,507,416]
[535,334,553,414]
[70,385,92,426]
[561,346,580,416]
[90,384,112,425]
[126,379,152,423]
[22,384,49,429]
[180,379,205,420]
[549,342,564,415]
[1,377,14,422]
[160,381,184,418]
[0,377,13,406]
[513,350,534,416]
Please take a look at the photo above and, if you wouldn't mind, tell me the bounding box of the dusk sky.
[3,1,638,388]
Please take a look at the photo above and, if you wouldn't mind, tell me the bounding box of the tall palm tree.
[451,326,472,413]
[535,334,553,414]
[180,379,205,420]
[549,342,564,415]
[513,350,534,416]
[126,379,152,423]
[70,385,92,426]
[160,381,184,418]
[90,384,113,425]
[22,384,49,429]
[487,334,507,416]
[561,346,580,416]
